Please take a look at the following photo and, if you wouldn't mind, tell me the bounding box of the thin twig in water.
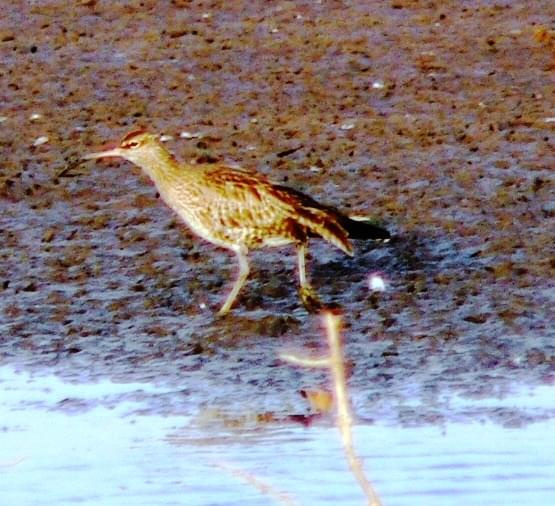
[280,311,382,506]
[0,456,26,468]
[324,312,382,506]
[277,353,329,368]
[213,461,299,506]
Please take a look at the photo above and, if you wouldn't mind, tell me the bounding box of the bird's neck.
[134,145,186,188]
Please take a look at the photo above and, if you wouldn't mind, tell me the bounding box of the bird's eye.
[123,140,140,149]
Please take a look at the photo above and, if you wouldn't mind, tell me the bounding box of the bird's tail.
[273,183,390,253]
[295,207,354,256]
[338,215,391,241]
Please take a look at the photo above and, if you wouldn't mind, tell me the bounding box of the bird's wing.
[198,165,291,208]
[196,165,352,253]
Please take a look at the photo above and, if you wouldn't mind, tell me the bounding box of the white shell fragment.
[33,136,49,146]
[180,131,203,139]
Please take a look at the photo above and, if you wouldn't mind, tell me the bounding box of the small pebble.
[33,136,49,146]
[42,228,56,243]
[368,272,387,292]
[180,131,202,139]
[30,113,42,121]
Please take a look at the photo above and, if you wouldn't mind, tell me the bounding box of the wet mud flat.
[1,1,554,426]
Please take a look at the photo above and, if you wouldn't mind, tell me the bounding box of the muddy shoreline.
[1,1,553,426]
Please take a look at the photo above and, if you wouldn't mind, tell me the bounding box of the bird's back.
[159,162,353,254]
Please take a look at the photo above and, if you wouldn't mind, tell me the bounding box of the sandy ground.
[1,1,553,424]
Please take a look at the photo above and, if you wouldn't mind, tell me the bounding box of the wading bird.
[59,130,390,314]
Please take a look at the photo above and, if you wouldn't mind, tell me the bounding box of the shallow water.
[1,1,553,504]
[2,366,554,506]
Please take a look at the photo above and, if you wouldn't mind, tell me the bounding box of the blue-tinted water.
[1,366,553,506]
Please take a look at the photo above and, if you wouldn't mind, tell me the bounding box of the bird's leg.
[297,243,322,313]
[218,246,250,315]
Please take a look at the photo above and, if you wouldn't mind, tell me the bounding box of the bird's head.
[56,129,178,180]
[83,129,162,164]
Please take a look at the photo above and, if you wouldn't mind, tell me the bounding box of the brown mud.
[1,1,553,425]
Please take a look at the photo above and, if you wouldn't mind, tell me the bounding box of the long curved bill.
[55,158,88,178]
[82,148,125,160]
[56,148,124,178]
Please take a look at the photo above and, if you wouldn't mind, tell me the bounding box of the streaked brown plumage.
[75,130,390,314]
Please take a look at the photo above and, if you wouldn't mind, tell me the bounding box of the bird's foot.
[299,286,323,313]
